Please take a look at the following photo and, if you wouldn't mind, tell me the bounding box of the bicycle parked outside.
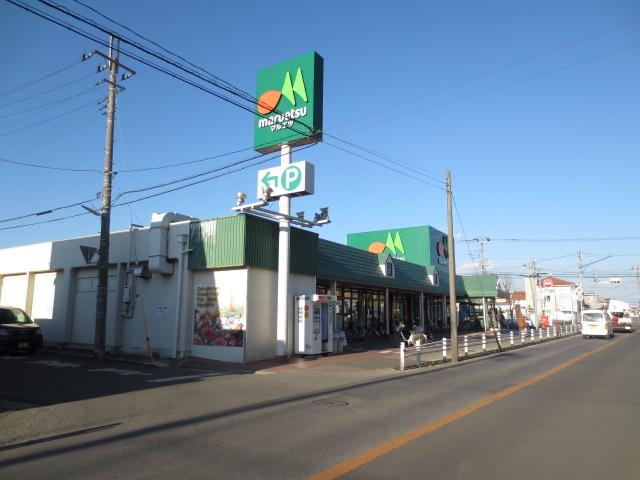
[345,320,372,342]
[398,323,434,346]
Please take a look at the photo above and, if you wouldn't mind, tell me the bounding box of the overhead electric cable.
[70,0,247,97]
[0,71,98,109]
[323,140,446,190]
[327,16,640,132]
[1,108,102,157]
[0,212,90,231]
[0,156,101,172]
[336,43,640,136]
[323,133,445,183]
[0,58,83,98]
[115,143,315,198]
[0,195,100,224]
[9,0,317,141]
[117,146,254,173]
[480,236,640,242]
[0,100,99,137]
[0,85,102,119]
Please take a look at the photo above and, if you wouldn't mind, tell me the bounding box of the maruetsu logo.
[368,231,406,261]
[257,68,309,132]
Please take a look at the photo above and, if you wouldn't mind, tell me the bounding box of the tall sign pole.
[94,36,119,360]
[446,171,459,362]
[252,52,324,362]
[275,144,292,361]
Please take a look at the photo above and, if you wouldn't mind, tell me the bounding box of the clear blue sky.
[2,1,639,303]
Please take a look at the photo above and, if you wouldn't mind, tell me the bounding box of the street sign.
[257,161,315,198]
[542,278,554,288]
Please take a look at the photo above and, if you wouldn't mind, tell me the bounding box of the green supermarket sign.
[254,52,324,154]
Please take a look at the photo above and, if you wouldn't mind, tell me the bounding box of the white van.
[581,310,614,339]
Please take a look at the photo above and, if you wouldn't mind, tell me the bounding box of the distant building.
[524,276,578,324]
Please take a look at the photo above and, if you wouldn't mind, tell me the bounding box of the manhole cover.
[311,400,349,407]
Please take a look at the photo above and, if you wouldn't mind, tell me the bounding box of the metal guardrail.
[400,324,580,371]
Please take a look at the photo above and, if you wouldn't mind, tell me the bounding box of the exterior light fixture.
[82,205,101,216]
[236,192,247,206]
[261,186,273,202]
[314,207,329,222]
[296,211,305,219]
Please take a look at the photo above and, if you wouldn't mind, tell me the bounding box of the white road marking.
[146,373,226,383]
[86,367,153,376]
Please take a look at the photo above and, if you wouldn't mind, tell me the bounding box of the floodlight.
[261,186,273,202]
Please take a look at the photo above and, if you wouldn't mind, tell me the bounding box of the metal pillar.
[275,144,291,361]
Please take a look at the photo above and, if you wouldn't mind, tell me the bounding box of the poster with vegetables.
[193,284,244,347]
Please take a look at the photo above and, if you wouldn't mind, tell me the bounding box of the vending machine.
[294,294,337,355]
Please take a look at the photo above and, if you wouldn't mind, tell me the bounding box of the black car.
[0,306,43,353]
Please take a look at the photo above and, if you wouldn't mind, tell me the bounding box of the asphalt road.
[1,331,638,480]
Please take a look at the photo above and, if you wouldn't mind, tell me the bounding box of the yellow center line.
[308,333,633,480]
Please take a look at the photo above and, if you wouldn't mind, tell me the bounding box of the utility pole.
[473,237,490,275]
[84,37,135,360]
[446,171,458,362]
[577,249,584,321]
[634,265,640,307]
[577,249,584,287]
[526,259,539,324]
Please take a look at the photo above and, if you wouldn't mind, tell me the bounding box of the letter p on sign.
[282,166,302,191]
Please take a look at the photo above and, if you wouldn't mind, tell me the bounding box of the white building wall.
[188,267,317,363]
[0,214,193,357]
[0,274,28,309]
[0,213,319,363]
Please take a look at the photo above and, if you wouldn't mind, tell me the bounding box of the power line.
[5,0,637,245]
[0,156,101,172]
[0,100,100,137]
[327,16,640,133]
[0,85,102,119]
[69,0,245,97]
[7,0,320,144]
[0,107,103,157]
[322,140,446,190]
[0,58,83,98]
[0,194,100,224]
[335,43,640,136]
[476,236,640,242]
[0,144,314,228]
[0,70,98,109]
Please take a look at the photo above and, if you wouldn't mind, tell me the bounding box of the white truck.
[607,300,633,333]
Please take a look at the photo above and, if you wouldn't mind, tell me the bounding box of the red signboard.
[541,278,554,288]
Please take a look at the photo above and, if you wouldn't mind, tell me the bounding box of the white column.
[275,144,291,360]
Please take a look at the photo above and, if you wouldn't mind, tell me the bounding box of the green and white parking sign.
[257,161,315,198]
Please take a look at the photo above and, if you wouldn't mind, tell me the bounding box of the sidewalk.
[177,341,404,374]
[42,329,547,374]
[42,341,408,374]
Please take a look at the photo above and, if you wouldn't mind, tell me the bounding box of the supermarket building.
[0,212,502,363]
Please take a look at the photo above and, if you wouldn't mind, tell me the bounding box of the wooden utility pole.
[94,36,119,360]
[446,171,458,362]
[84,37,135,360]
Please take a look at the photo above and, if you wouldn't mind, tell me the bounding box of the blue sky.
[2,0,640,303]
